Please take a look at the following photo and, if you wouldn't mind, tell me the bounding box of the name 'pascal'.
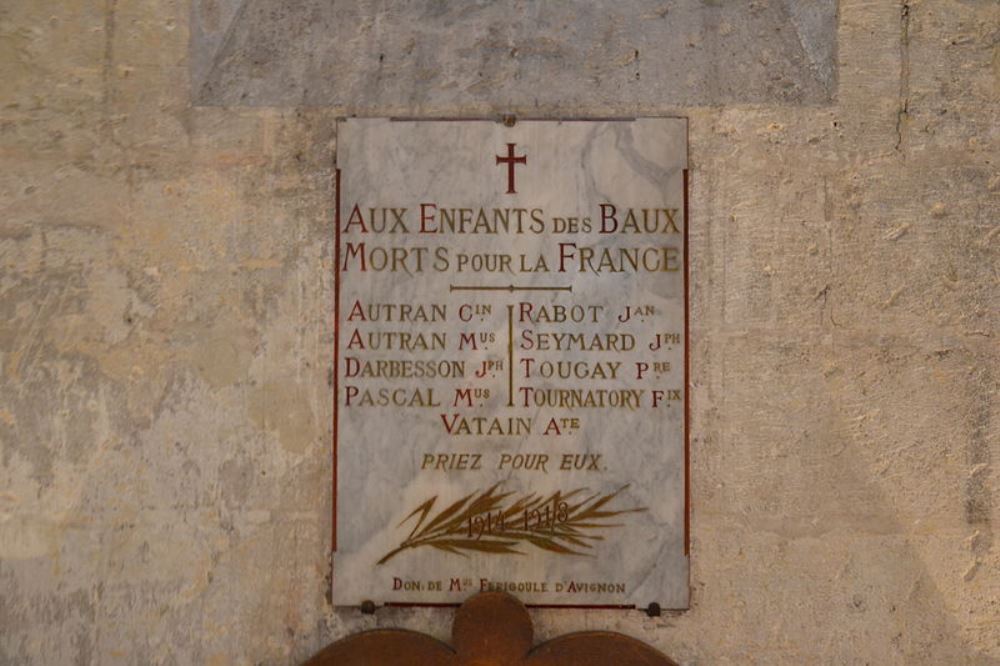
[343,386,440,407]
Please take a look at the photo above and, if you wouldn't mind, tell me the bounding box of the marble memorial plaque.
[334,118,689,608]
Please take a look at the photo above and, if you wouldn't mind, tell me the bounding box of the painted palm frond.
[377,485,644,565]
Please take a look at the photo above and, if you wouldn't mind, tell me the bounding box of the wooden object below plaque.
[304,592,677,665]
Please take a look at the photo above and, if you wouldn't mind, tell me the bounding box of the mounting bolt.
[645,602,661,617]
[360,600,377,615]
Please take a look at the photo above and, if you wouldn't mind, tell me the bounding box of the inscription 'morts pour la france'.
[333,119,690,609]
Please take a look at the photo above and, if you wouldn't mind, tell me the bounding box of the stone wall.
[1,0,997,663]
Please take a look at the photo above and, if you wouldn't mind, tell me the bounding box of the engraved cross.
[496,143,527,194]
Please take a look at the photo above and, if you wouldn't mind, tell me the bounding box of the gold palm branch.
[376,484,645,565]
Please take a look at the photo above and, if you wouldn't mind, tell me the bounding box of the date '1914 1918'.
[468,499,571,539]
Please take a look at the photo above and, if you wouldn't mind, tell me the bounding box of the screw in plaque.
[360,600,377,615]
[645,602,662,618]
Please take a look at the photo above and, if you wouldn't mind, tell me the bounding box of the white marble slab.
[334,118,689,608]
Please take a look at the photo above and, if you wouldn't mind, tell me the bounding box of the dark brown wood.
[304,592,677,665]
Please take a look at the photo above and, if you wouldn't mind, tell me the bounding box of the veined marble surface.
[334,118,688,608]
[191,1,837,109]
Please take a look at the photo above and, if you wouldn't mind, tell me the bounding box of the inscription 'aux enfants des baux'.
[343,140,681,276]
[340,203,681,275]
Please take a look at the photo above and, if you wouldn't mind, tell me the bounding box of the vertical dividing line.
[333,167,341,554]
[507,304,515,407]
[682,168,691,559]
